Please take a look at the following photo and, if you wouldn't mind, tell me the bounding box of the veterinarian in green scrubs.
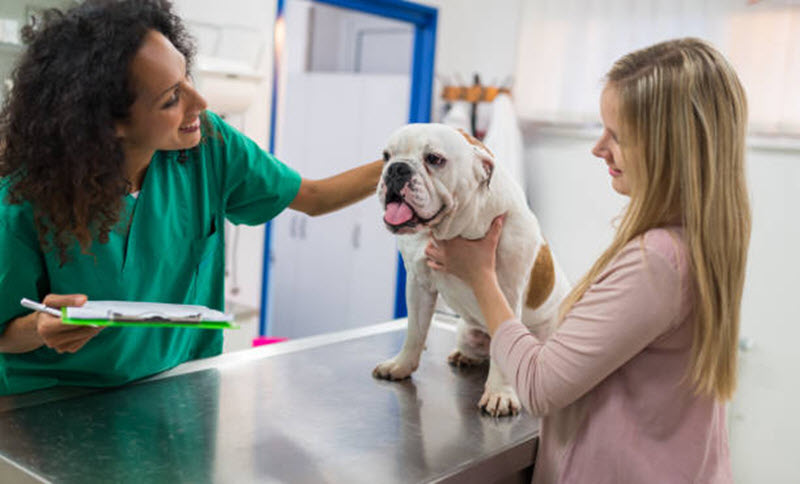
[0,0,382,395]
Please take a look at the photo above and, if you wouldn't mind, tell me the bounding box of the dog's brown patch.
[525,244,555,310]
[458,129,494,157]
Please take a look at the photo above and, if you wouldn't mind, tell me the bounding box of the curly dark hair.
[0,0,196,264]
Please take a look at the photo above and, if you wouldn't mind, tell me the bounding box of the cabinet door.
[269,211,300,337]
[271,73,407,338]
[271,73,360,338]
[346,75,409,326]
[290,211,356,337]
[345,200,397,327]
[269,72,308,337]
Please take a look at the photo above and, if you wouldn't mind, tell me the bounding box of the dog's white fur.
[372,123,571,417]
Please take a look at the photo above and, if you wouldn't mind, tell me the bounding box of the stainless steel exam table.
[0,318,539,483]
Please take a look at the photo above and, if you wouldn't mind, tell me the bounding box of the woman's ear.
[115,122,127,139]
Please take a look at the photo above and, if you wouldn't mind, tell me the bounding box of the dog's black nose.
[385,162,412,193]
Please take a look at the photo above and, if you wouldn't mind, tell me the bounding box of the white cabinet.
[269,72,408,339]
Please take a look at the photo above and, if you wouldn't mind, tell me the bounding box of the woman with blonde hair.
[425,38,749,483]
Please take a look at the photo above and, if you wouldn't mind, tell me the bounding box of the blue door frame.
[260,0,438,336]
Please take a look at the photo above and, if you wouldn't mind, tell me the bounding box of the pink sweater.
[491,227,732,483]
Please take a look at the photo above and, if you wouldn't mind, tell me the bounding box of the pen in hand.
[19,295,99,354]
[20,298,63,318]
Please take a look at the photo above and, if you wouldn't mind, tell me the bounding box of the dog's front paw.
[447,349,485,368]
[478,388,521,417]
[372,358,418,381]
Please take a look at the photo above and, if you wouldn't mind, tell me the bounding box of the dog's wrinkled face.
[378,124,494,235]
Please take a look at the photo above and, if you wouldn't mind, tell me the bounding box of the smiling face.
[116,30,208,157]
[592,85,631,196]
[378,124,493,235]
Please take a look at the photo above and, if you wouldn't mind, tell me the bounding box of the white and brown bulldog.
[372,123,571,417]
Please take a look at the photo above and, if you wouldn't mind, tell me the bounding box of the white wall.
[731,143,800,483]
[416,0,523,122]
[418,0,523,84]
[512,0,800,134]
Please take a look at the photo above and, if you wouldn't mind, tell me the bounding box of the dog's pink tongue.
[384,202,414,225]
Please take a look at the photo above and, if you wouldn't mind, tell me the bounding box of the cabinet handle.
[352,223,361,249]
[299,217,307,239]
[290,216,297,238]
[739,337,755,352]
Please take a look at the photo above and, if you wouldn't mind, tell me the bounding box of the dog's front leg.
[373,279,437,381]
[478,359,521,417]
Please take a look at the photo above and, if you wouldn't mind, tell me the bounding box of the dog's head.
[378,123,495,236]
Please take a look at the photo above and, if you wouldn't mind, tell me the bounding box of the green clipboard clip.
[60,301,239,329]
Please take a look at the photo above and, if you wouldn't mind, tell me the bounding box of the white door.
[269,1,412,339]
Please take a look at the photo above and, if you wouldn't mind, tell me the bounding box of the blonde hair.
[559,38,751,401]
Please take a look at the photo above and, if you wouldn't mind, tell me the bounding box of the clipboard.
[60,301,239,329]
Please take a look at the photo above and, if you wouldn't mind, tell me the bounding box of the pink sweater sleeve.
[490,237,685,417]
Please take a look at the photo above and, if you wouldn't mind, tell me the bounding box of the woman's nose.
[592,141,605,159]
[194,91,208,112]
[186,84,208,112]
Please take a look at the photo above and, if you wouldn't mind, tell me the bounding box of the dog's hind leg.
[448,319,490,368]
[373,279,437,381]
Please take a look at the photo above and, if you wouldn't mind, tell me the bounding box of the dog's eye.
[425,153,446,166]
[382,151,390,162]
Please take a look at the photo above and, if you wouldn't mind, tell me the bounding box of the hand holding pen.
[19,294,103,354]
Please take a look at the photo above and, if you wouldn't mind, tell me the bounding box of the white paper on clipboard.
[65,301,233,323]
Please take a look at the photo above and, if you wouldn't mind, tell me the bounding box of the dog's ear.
[457,129,495,188]
[475,156,494,188]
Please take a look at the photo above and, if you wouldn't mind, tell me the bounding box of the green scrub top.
[0,111,301,395]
